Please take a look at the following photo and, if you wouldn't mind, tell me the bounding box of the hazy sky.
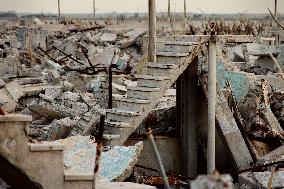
[0,0,283,14]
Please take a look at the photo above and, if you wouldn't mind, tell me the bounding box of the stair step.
[147,62,177,76]
[135,75,170,80]
[147,62,177,68]
[115,97,150,112]
[105,120,131,128]
[126,86,160,92]
[105,121,132,137]
[135,75,169,88]
[64,170,93,181]
[29,142,65,152]
[163,41,199,46]
[103,134,121,147]
[103,134,121,140]
[156,51,189,57]
[127,86,160,100]
[106,108,140,122]
[157,44,194,53]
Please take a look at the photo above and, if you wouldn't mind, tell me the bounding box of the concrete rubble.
[239,171,284,188]
[1,10,284,189]
[53,136,143,182]
[191,173,233,189]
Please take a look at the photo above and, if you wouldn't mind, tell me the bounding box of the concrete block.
[0,88,17,113]
[29,142,65,152]
[124,28,146,38]
[5,81,24,102]
[94,47,115,66]
[191,174,233,189]
[0,56,19,78]
[239,171,284,188]
[100,33,117,43]
[0,79,6,89]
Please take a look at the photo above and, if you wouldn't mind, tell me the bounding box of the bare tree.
[268,8,284,30]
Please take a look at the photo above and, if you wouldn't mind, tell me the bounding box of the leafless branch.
[267,8,284,30]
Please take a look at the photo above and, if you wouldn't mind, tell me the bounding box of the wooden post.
[184,0,187,29]
[93,0,96,18]
[148,0,156,62]
[58,0,61,20]
[275,0,278,16]
[168,0,171,18]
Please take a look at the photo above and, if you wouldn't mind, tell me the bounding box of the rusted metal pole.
[0,108,6,115]
[145,114,171,189]
[148,0,156,62]
[108,50,119,109]
[108,65,113,109]
[93,115,105,188]
[207,23,217,174]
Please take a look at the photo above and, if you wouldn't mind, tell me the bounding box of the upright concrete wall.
[178,58,199,177]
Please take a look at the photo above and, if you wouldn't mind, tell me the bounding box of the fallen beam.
[199,75,253,170]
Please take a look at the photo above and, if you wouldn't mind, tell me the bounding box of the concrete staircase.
[0,114,94,189]
[104,41,203,146]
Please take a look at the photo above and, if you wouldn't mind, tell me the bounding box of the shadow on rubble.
[0,155,42,189]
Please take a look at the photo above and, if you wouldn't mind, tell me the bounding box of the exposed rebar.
[93,115,105,189]
[145,114,171,189]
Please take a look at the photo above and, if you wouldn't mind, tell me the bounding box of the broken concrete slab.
[94,48,115,66]
[54,136,143,182]
[100,141,143,182]
[5,81,25,102]
[257,145,284,165]
[200,76,253,170]
[100,33,117,43]
[22,83,63,97]
[0,56,19,78]
[46,117,80,141]
[118,38,137,49]
[0,88,17,112]
[45,88,62,100]
[0,79,6,89]
[124,28,147,39]
[239,171,284,189]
